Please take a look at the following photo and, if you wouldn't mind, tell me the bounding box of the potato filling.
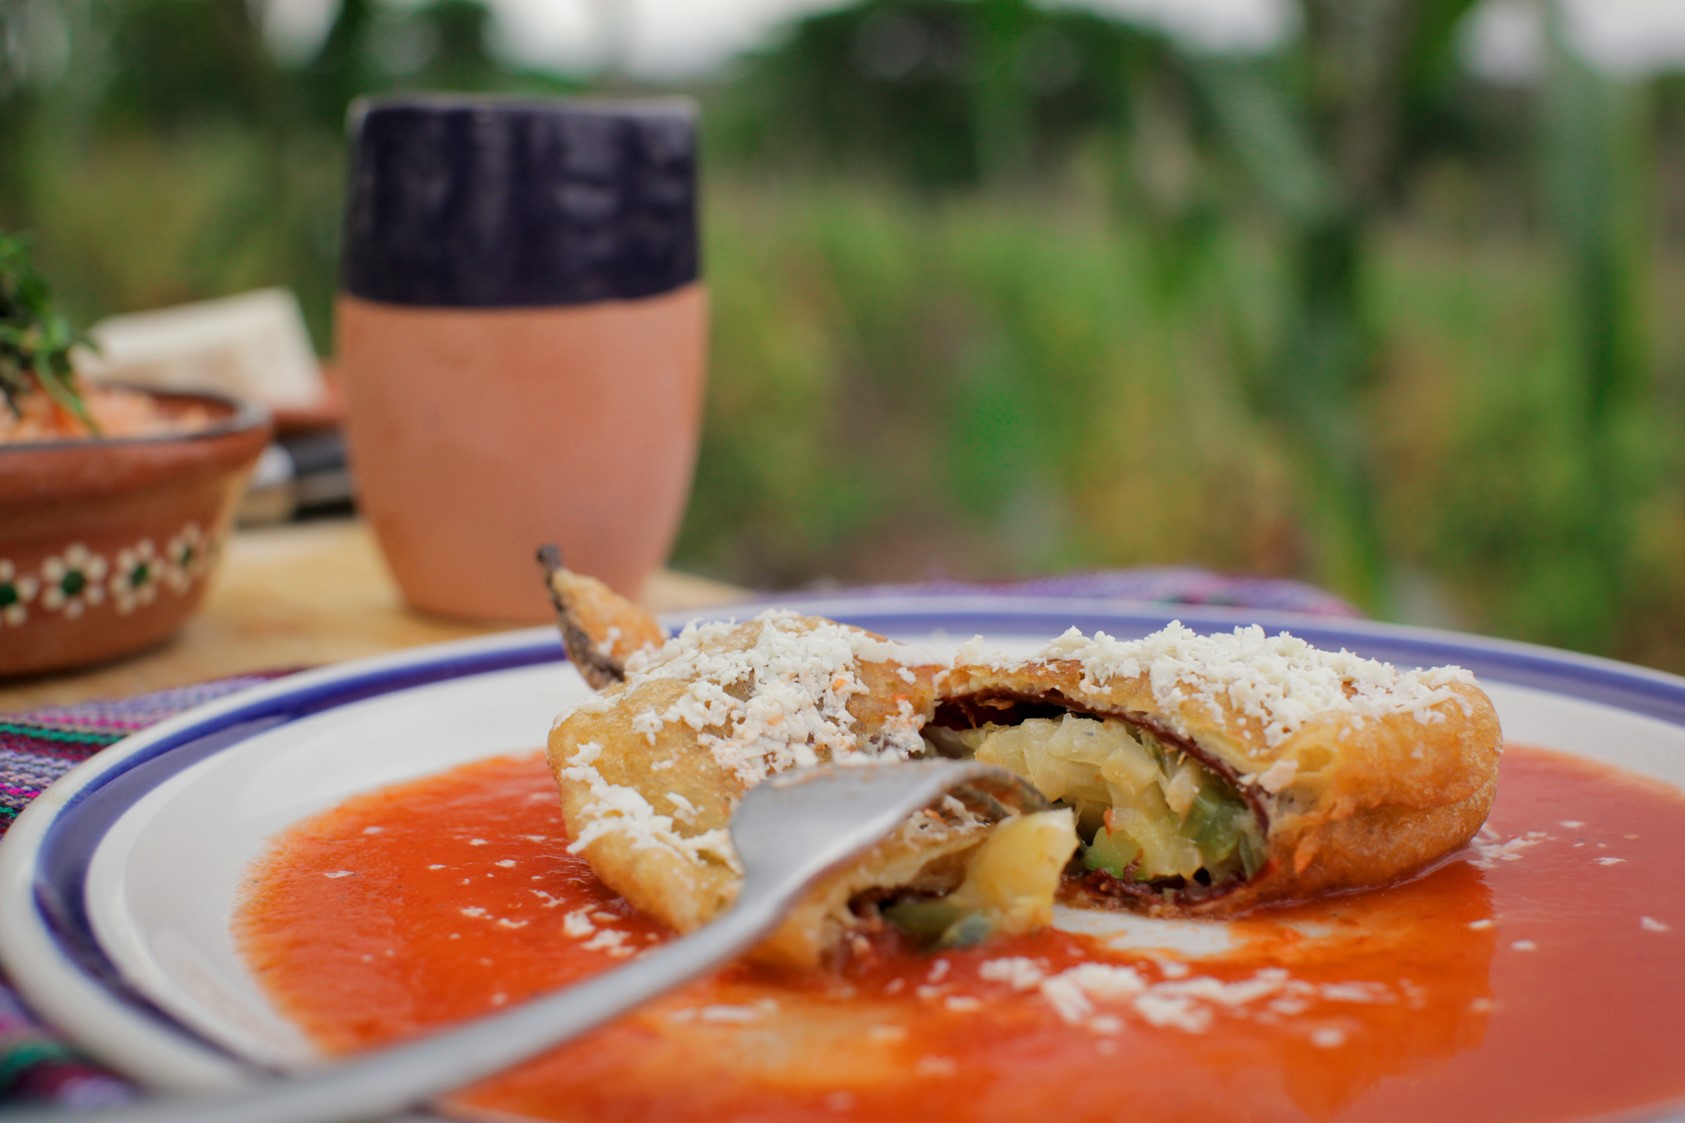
[930,714,1265,888]
[881,808,1077,948]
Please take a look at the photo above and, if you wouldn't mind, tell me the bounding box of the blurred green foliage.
[1,0,1682,669]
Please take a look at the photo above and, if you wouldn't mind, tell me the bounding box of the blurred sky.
[261,0,1685,80]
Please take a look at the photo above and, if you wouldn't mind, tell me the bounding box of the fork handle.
[14,892,790,1123]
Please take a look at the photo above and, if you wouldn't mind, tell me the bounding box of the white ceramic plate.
[4,595,1685,1117]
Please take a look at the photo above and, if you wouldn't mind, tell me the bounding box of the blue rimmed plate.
[3,595,1685,1113]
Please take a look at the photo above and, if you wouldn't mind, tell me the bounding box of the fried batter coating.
[544,566,1502,961]
[539,546,667,688]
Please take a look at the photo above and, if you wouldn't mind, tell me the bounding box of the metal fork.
[19,759,1044,1123]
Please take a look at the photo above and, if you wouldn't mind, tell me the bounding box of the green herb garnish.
[0,233,99,435]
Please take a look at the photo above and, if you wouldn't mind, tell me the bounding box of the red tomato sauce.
[236,746,1685,1123]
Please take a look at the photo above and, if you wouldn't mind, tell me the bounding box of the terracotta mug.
[337,96,706,622]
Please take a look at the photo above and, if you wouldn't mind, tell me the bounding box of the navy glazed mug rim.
[345,93,698,132]
[340,93,700,310]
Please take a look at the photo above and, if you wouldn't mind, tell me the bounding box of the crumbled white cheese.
[1088,1014,1125,1035]
[1133,990,1211,1032]
[914,1057,958,1078]
[697,1005,760,1024]
[1029,963,1398,1035]
[978,957,1047,991]
[595,626,623,661]
[951,635,1007,669]
[1040,964,1146,1023]
[1469,832,1548,870]
[556,612,939,864]
[1254,758,1299,793]
[1318,982,1390,1004]
[1641,916,1671,933]
[1033,623,1477,751]
[697,999,777,1024]
[631,710,665,744]
[583,929,632,956]
[561,907,596,938]
[560,740,738,870]
[621,612,928,785]
[552,696,613,728]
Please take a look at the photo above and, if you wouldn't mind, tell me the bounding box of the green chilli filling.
[929,714,1265,888]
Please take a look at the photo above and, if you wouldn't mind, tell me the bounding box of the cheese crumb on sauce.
[696,1000,779,1024]
[561,907,595,938]
[582,929,634,957]
[1469,829,1552,870]
[977,957,1405,1037]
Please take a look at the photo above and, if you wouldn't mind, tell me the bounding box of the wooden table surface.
[0,519,749,711]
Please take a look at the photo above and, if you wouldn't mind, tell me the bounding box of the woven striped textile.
[0,672,293,1108]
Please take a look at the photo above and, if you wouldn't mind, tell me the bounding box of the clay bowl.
[0,390,272,678]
